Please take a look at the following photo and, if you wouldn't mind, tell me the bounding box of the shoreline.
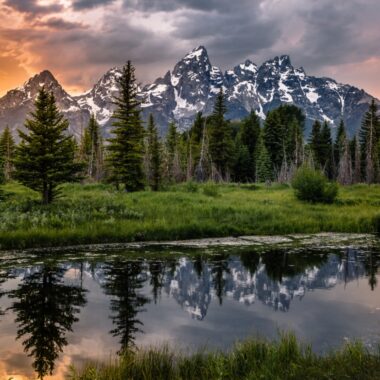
[0,232,376,255]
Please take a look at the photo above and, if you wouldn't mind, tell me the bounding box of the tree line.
[1,60,379,204]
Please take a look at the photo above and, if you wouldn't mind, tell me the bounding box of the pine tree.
[309,120,323,167]
[146,114,162,191]
[359,99,380,183]
[240,110,261,180]
[233,137,251,182]
[0,126,15,181]
[14,88,82,204]
[81,115,103,181]
[320,121,334,178]
[334,120,346,163]
[263,110,283,172]
[264,105,305,176]
[165,121,183,182]
[107,61,145,191]
[208,89,233,180]
[255,132,272,183]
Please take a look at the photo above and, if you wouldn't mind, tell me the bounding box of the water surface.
[0,240,379,379]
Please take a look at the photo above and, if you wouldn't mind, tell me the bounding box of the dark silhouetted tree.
[14,88,82,204]
[107,61,145,191]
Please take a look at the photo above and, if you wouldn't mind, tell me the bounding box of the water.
[0,241,379,379]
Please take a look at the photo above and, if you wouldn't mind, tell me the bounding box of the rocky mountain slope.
[0,46,377,138]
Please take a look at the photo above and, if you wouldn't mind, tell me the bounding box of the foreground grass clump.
[69,334,380,380]
[0,181,379,250]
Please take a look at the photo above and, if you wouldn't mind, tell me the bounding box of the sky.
[0,0,380,97]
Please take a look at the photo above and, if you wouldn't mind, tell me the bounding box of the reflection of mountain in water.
[160,249,370,319]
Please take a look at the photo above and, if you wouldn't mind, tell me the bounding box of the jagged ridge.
[0,46,378,138]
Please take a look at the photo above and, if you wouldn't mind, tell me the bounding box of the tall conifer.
[208,89,233,180]
[107,61,145,191]
[0,126,15,181]
[14,88,82,204]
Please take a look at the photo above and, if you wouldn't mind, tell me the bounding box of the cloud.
[33,17,87,30]
[72,0,116,10]
[122,0,253,13]
[3,0,63,16]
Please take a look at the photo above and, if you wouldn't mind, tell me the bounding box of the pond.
[0,235,380,379]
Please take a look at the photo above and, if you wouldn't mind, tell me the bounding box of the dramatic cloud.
[0,0,380,97]
[72,0,116,11]
[33,17,88,30]
[3,0,63,16]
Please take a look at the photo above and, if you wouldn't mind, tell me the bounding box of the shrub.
[291,166,338,203]
[202,182,220,197]
[184,181,198,193]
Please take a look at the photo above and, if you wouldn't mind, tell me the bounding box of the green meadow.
[0,181,379,250]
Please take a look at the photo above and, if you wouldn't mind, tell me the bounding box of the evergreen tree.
[359,99,380,183]
[0,126,15,181]
[14,88,82,204]
[146,114,162,191]
[263,109,283,172]
[240,110,261,180]
[208,89,233,180]
[107,61,145,191]
[320,121,334,178]
[309,120,323,167]
[264,105,305,176]
[233,137,251,182]
[255,132,272,182]
[81,115,103,181]
[188,112,205,175]
[334,120,347,166]
[165,121,182,182]
[189,112,204,144]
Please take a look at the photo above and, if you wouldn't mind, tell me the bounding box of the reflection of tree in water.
[103,260,150,352]
[149,261,165,303]
[239,250,260,275]
[210,253,230,305]
[261,249,328,282]
[364,251,379,291]
[0,269,11,317]
[8,265,87,379]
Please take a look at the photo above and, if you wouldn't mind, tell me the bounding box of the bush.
[184,181,198,193]
[292,166,338,203]
[202,182,220,197]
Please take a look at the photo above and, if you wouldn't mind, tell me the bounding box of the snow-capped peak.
[183,45,208,61]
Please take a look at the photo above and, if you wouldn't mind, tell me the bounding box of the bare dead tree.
[353,137,361,184]
[337,138,353,185]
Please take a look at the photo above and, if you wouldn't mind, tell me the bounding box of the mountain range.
[0,46,378,139]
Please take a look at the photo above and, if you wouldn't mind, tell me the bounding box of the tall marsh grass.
[69,333,380,380]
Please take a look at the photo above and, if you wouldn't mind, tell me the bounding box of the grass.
[69,333,380,380]
[0,181,379,250]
